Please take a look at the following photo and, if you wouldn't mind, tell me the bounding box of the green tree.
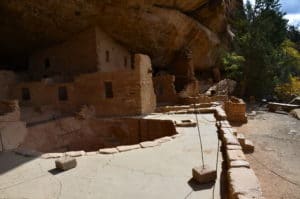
[226,0,289,98]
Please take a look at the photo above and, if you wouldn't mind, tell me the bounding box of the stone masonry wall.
[19,117,176,152]
[0,70,17,100]
[153,74,178,104]
[13,54,156,117]
[29,28,98,79]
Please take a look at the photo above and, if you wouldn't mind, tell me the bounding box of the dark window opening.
[124,56,128,68]
[22,88,31,101]
[58,86,68,101]
[74,11,81,16]
[131,54,135,70]
[44,58,50,69]
[158,85,164,96]
[106,51,110,62]
[104,81,113,98]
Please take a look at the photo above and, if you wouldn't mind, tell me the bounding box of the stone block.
[228,168,263,199]
[229,160,250,168]
[41,153,64,159]
[155,136,172,143]
[117,144,140,152]
[221,120,232,128]
[99,148,119,154]
[242,139,255,154]
[226,149,246,162]
[171,133,182,139]
[65,150,86,157]
[226,145,242,150]
[175,120,196,127]
[237,133,245,146]
[224,133,240,145]
[0,122,27,150]
[192,165,217,184]
[140,141,159,148]
[55,156,77,171]
[86,151,99,156]
[14,148,41,157]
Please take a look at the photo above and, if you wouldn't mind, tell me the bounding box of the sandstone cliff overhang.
[0,0,241,70]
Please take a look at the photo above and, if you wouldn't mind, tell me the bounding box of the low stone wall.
[18,117,176,153]
[0,100,27,152]
[179,95,229,104]
[215,113,263,198]
[224,97,247,123]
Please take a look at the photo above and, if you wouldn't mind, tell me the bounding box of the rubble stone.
[226,149,246,162]
[65,151,86,157]
[226,145,242,150]
[99,148,119,154]
[41,153,64,159]
[192,166,217,184]
[116,144,141,152]
[229,160,250,168]
[228,168,263,199]
[55,156,77,171]
[14,148,41,157]
[140,141,160,148]
[155,136,172,143]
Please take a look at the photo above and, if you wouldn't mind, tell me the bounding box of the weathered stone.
[14,148,41,157]
[65,151,86,157]
[192,165,217,184]
[86,151,99,156]
[226,145,242,150]
[41,153,64,159]
[171,133,182,139]
[229,160,250,168]
[226,149,246,162]
[236,133,245,146]
[224,133,240,145]
[140,141,160,148]
[117,144,141,152]
[220,120,231,128]
[99,148,119,154]
[155,136,172,143]
[228,168,263,199]
[55,156,77,171]
[225,97,248,123]
[242,140,255,154]
[175,120,196,127]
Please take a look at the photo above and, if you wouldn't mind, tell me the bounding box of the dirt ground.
[235,108,300,199]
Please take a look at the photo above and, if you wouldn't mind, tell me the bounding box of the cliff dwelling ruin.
[1,0,298,199]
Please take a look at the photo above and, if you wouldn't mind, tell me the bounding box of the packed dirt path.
[236,110,300,199]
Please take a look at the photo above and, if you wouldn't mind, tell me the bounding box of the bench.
[267,102,300,112]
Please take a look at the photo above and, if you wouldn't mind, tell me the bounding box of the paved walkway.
[0,113,223,199]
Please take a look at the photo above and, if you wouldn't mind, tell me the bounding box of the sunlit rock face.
[0,0,240,70]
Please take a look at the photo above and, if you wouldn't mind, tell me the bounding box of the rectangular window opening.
[124,56,128,68]
[131,54,135,70]
[104,81,113,98]
[21,88,31,101]
[106,51,110,62]
[58,86,68,101]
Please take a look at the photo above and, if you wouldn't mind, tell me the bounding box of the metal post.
[194,104,205,168]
